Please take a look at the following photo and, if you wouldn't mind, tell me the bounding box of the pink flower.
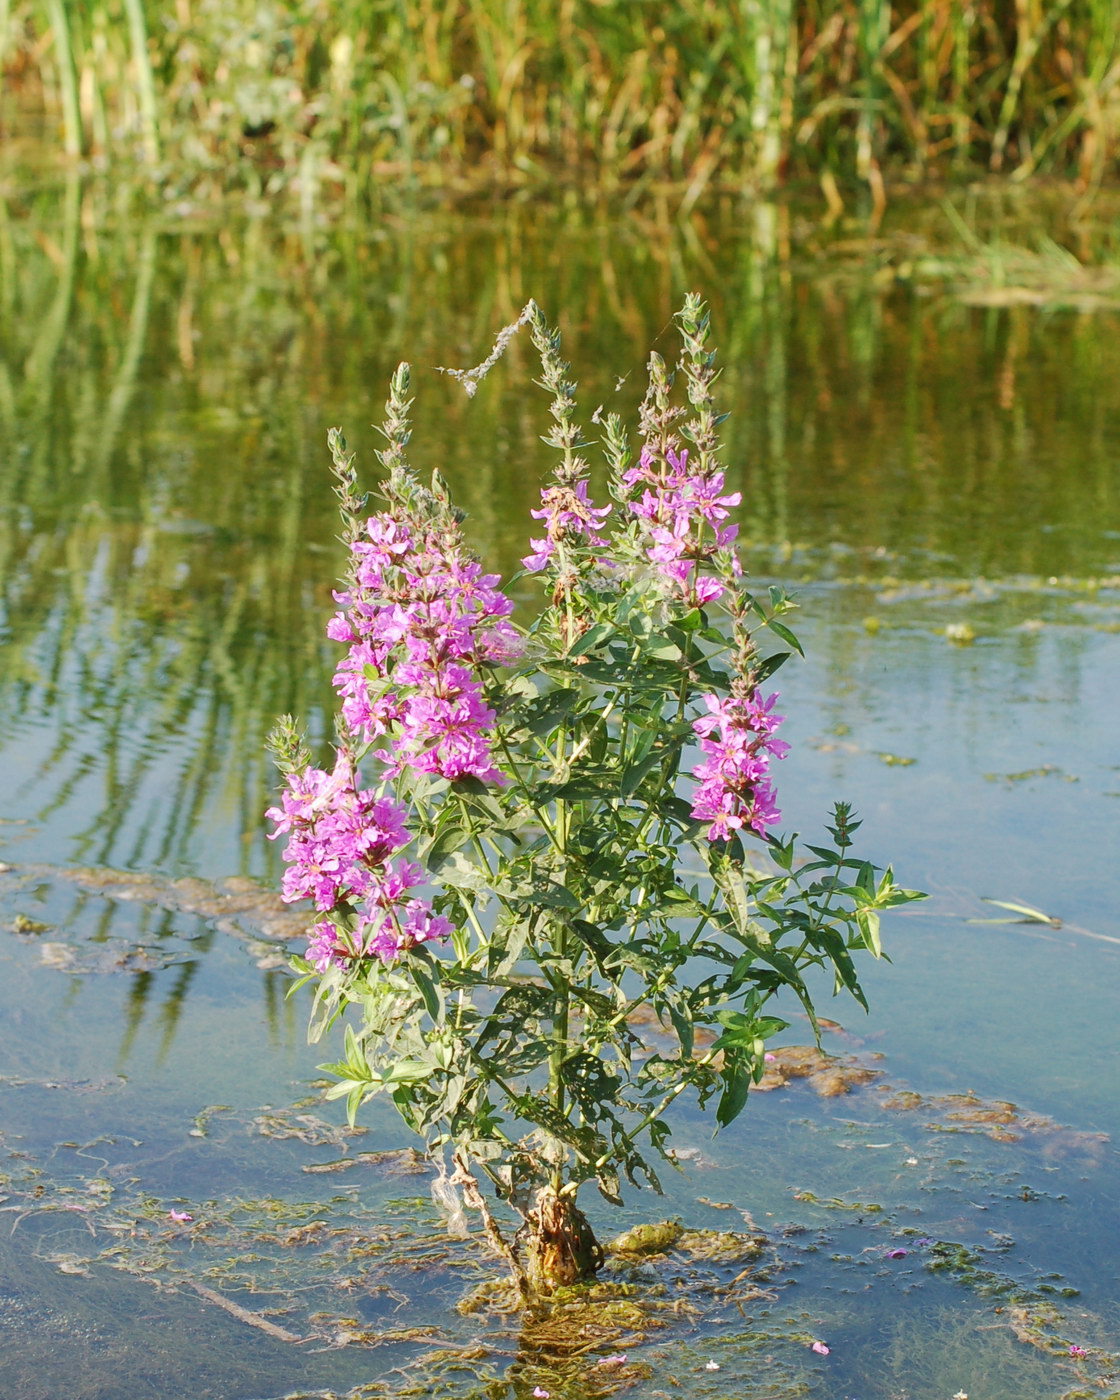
[326,507,517,784]
[622,446,741,603]
[690,692,787,840]
[168,1209,193,1223]
[693,574,725,605]
[1069,1344,1087,1358]
[597,1354,628,1367]
[885,1248,909,1259]
[811,1341,830,1356]
[532,1389,551,1399]
[307,920,347,974]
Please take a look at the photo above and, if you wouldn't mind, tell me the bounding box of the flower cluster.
[623,446,741,604]
[690,690,789,840]
[267,750,452,972]
[522,479,612,572]
[330,510,518,784]
[267,489,517,971]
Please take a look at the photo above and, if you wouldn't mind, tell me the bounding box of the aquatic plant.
[267,295,922,1296]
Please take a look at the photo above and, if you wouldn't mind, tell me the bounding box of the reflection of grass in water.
[0,184,1118,1081]
[0,189,1112,881]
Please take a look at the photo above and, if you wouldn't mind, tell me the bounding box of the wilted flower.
[523,479,612,572]
[810,1341,830,1356]
[168,1209,193,1223]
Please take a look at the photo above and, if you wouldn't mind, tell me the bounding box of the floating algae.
[1,860,311,955]
[609,1221,685,1257]
[753,1044,884,1096]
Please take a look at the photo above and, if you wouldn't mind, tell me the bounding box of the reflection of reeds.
[1,187,1117,1047]
[1,184,1118,890]
[4,3,1120,194]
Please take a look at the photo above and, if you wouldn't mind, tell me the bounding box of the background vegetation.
[3,1,1120,204]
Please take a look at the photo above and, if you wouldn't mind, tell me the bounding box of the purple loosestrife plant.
[267,299,923,1297]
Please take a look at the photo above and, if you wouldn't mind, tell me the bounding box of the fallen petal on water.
[811,1341,830,1356]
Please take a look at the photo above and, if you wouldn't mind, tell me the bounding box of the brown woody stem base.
[522,1188,604,1295]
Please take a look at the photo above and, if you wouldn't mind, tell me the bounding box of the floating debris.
[754,1044,883,1097]
[609,1220,684,1256]
[251,1107,366,1147]
[6,913,53,935]
[302,1148,430,1177]
[6,861,312,946]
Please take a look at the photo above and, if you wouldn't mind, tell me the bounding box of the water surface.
[0,183,1117,1399]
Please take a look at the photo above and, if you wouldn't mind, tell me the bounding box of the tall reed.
[3,3,1120,198]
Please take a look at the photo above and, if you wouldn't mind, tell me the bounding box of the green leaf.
[754,651,792,682]
[671,608,705,633]
[408,957,443,1022]
[766,620,804,656]
[343,1022,364,1072]
[435,851,489,893]
[715,1059,752,1129]
[644,640,683,661]
[620,747,667,799]
[567,621,615,657]
[345,1082,365,1127]
[386,1059,432,1084]
[422,824,472,865]
[665,1000,694,1059]
[568,918,614,969]
[856,908,882,957]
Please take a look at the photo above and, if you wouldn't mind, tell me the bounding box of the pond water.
[0,181,1118,1400]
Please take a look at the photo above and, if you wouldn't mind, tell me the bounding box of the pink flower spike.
[168,1209,193,1223]
[811,1341,830,1356]
[885,1248,909,1259]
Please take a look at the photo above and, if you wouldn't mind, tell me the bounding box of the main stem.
[549,729,570,1195]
